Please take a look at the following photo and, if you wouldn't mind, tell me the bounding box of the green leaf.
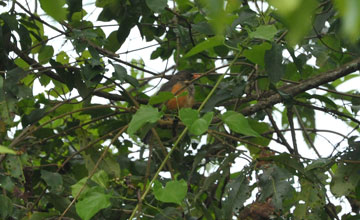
[41,170,63,193]
[305,158,334,171]
[104,31,121,52]
[0,195,13,219]
[14,58,30,70]
[38,45,54,64]
[47,193,79,219]
[95,0,113,7]
[272,180,295,209]
[1,14,18,30]
[309,94,337,109]
[71,178,90,199]
[201,0,236,35]
[244,42,272,67]
[112,64,139,87]
[179,108,214,135]
[221,111,260,137]
[334,0,360,41]
[75,186,111,220]
[18,25,32,51]
[149,91,174,105]
[4,155,24,181]
[153,179,187,205]
[22,108,47,127]
[265,43,285,83]
[248,25,278,41]
[91,170,109,188]
[189,112,213,135]
[81,64,101,83]
[223,172,250,219]
[0,175,15,192]
[184,36,224,58]
[6,67,27,82]
[116,21,134,47]
[127,105,163,135]
[51,60,75,90]
[269,0,317,46]
[294,204,307,219]
[39,0,67,22]
[298,179,326,208]
[179,108,199,127]
[258,165,295,209]
[145,0,167,13]
[192,21,215,35]
[247,119,272,146]
[29,212,58,220]
[331,163,360,197]
[56,51,70,64]
[99,156,121,178]
[273,153,305,174]
[0,145,16,154]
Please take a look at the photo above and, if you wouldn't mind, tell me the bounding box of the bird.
[159,70,199,110]
[143,70,199,144]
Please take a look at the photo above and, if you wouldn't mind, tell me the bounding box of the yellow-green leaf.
[184,36,224,58]
[0,145,16,155]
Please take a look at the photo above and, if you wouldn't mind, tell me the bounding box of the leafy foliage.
[0,0,360,219]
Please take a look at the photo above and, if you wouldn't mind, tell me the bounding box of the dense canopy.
[0,0,360,219]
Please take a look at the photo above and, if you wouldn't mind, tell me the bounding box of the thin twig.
[293,106,321,157]
[265,109,294,154]
[287,106,299,155]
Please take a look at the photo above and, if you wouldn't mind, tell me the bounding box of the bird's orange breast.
[166,82,194,110]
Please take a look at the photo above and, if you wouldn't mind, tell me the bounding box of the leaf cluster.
[0,0,360,219]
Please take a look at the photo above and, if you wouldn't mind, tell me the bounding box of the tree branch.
[241,57,360,116]
[9,42,145,103]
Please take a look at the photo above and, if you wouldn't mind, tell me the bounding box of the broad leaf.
[179,109,213,135]
[75,186,111,220]
[41,170,63,193]
[179,108,199,127]
[269,0,317,46]
[244,42,272,67]
[184,36,224,58]
[39,0,67,21]
[104,31,121,52]
[0,195,13,219]
[222,111,260,137]
[127,105,162,135]
[38,45,54,64]
[112,64,140,87]
[223,172,250,219]
[146,0,167,12]
[149,91,174,105]
[248,25,278,41]
[0,145,16,154]
[71,178,90,199]
[153,179,187,205]
[265,43,285,83]
[331,163,360,197]
[4,155,24,181]
[334,0,360,41]
[91,170,109,188]
[189,112,213,135]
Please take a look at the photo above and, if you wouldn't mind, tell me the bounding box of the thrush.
[159,70,198,110]
[143,70,199,143]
